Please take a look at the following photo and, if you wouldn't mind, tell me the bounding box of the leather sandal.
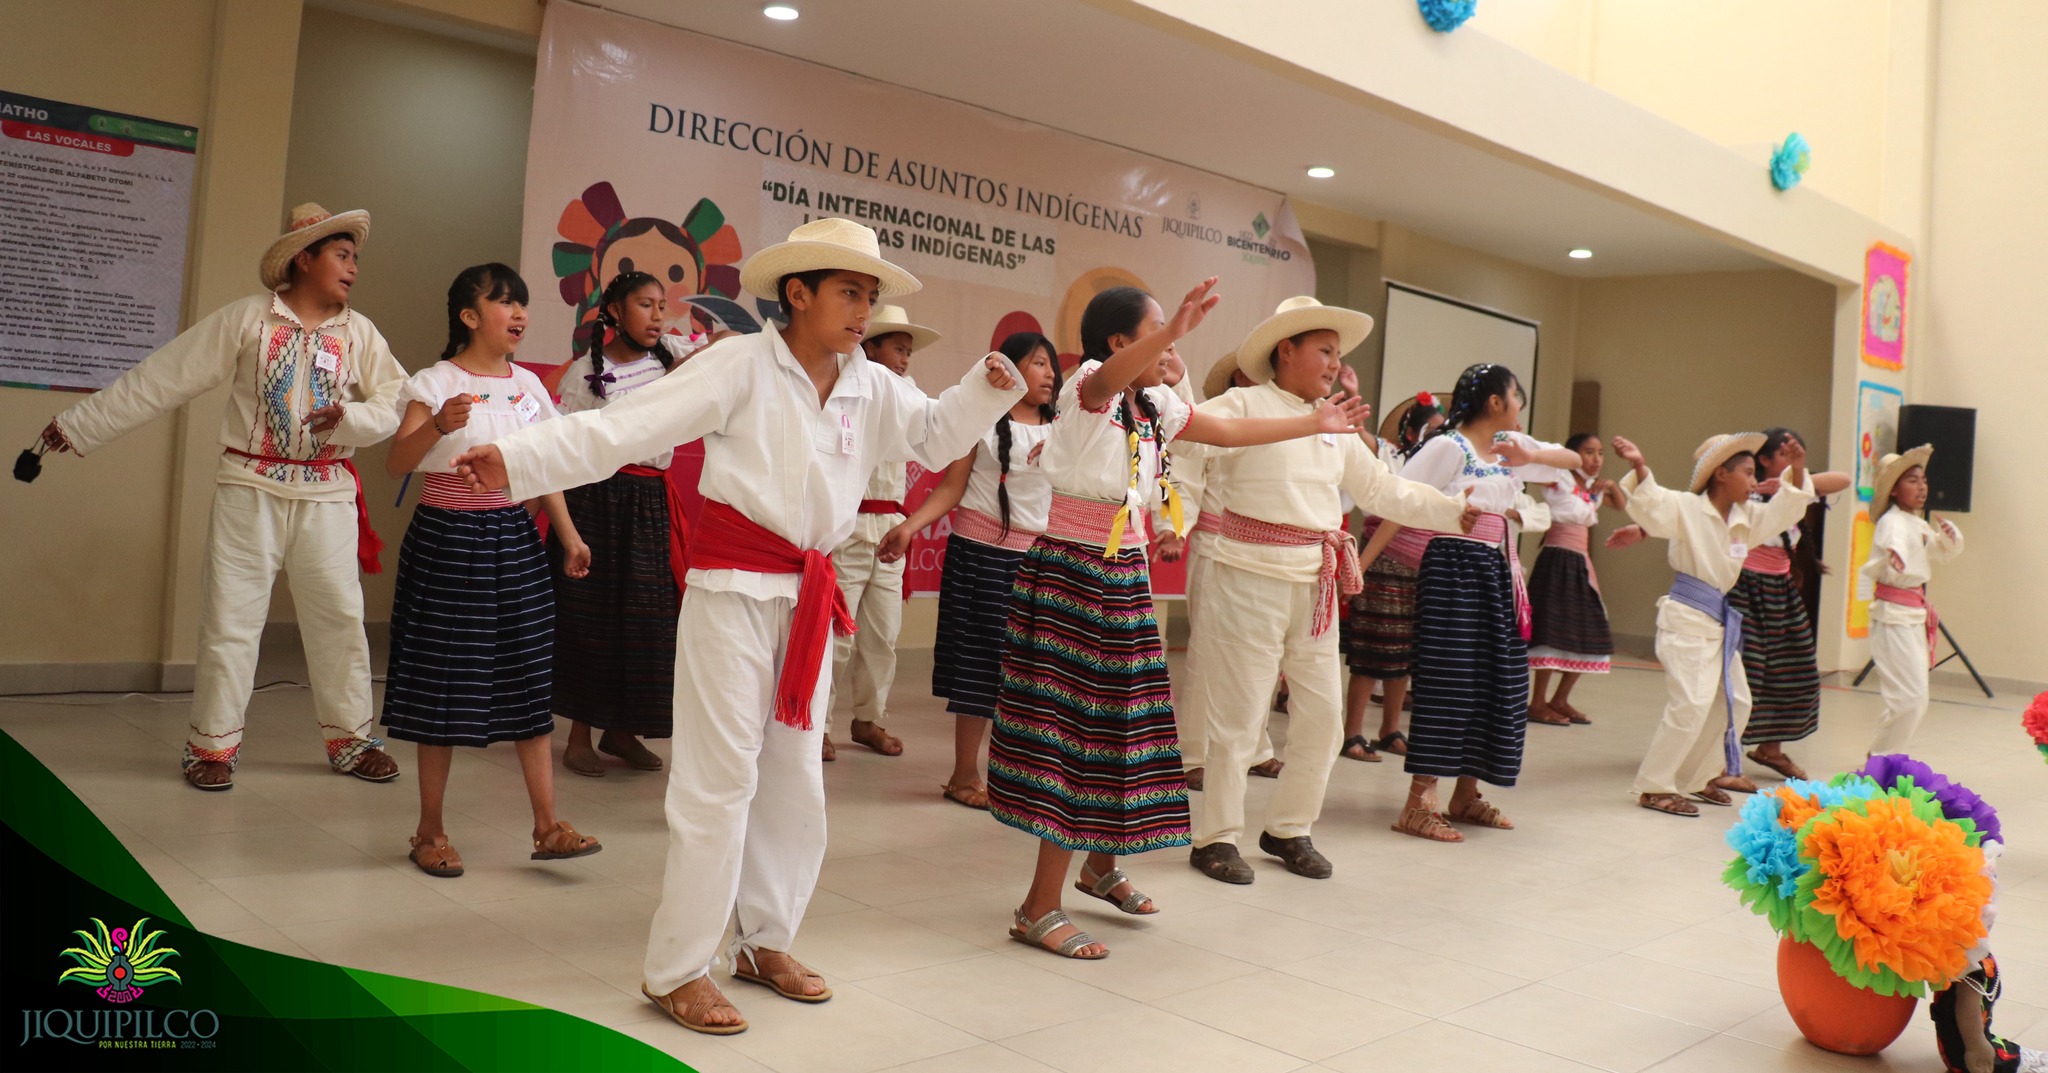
[408,835,464,878]
[1391,805,1462,843]
[562,749,605,778]
[599,733,662,771]
[1341,735,1382,762]
[820,737,837,762]
[1258,832,1332,879]
[1373,731,1409,756]
[1746,748,1806,781]
[1710,774,1759,795]
[1190,843,1255,884]
[1247,758,1285,778]
[642,978,747,1035]
[1692,786,1734,807]
[732,948,832,1003]
[183,761,233,792]
[1447,797,1514,830]
[344,747,401,782]
[1184,766,1205,792]
[531,821,602,860]
[1009,908,1107,960]
[1075,865,1158,913]
[1526,701,1573,726]
[1639,793,1700,817]
[849,719,903,757]
[940,783,990,810]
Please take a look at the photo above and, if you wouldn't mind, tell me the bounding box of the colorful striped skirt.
[1344,555,1420,679]
[1526,546,1612,674]
[1405,538,1529,786]
[1728,567,1821,744]
[547,472,678,737]
[932,534,1027,719]
[383,505,556,747]
[987,535,1191,854]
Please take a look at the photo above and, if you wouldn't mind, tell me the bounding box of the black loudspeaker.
[1895,404,1975,512]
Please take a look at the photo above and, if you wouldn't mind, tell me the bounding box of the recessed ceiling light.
[1305,166,1336,179]
[763,4,799,20]
[1568,248,1594,259]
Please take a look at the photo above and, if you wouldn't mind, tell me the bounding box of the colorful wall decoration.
[1847,509,1875,639]
[1861,242,1910,370]
[1855,379,1904,502]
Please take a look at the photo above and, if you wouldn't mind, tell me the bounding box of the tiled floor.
[4,643,2043,1073]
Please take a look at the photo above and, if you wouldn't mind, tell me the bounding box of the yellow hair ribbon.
[1104,506,1131,558]
[1159,476,1187,538]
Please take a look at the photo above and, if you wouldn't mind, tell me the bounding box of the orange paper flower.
[1796,795,1991,994]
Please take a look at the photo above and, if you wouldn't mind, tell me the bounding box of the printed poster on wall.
[520,2,1316,596]
[1854,380,1903,502]
[0,90,199,391]
[1860,242,1909,371]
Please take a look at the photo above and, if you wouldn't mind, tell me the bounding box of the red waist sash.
[620,464,689,606]
[1217,510,1360,637]
[859,499,905,515]
[687,500,854,730]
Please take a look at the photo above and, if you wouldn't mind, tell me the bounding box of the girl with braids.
[880,331,1062,809]
[1607,427,1849,780]
[550,270,708,777]
[1341,392,1443,763]
[986,280,1369,959]
[1379,364,1581,842]
[382,263,602,876]
[1523,432,1626,727]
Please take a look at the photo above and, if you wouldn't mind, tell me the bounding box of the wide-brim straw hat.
[1378,390,1442,443]
[866,305,940,351]
[739,218,920,301]
[1202,351,1242,401]
[1234,296,1374,385]
[1872,443,1934,520]
[260,203,369,291]
[1689,432,1768,493]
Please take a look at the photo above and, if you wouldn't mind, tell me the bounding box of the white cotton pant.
[1869,616,1931,754]
[1633,626,1750,796]
[1177,547,1275,770]
[1186,562,1341,846]
[187,483,377,770]
[644,586,829,993]
[827,534,902,729]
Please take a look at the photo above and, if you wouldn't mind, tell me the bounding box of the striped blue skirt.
[932,534,1027,719]
[1405,537,1529,786]
[382,505,556,747]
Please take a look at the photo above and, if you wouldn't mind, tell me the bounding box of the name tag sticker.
[839,411,858,455]
[1319,433,1338,446]
[314,349,338,373]
[1729,541,1748,559]
[513,393,541,422]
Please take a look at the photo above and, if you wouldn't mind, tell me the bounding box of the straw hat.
[260,203,369,291]
[738,218,920,302]
[1378,390,1442,444]
[865,305,940,352]
[1688,432,1767,493]
[1234,296,1374,385]
[1871,443,1934,520]
[1202,351,1245,401]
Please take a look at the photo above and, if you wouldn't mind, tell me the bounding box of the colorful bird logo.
[58,918,182,1004]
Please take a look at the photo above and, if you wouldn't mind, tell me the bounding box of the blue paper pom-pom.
[1419,0,1477,33]
[1770,132,1811,191]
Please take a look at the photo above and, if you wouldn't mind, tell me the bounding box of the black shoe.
[1190,842,1254,884]
[1258,832,1333,879]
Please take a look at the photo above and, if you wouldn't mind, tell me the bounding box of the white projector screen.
[1378,282,1540,419]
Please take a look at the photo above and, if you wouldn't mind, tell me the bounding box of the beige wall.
[1913,0,2048,684]
[272,5,535,624]
[1575,271,1839,645]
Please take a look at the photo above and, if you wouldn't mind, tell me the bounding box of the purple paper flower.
[1857,754,2001,845]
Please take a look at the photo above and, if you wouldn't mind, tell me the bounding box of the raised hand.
[1492,435,1536,467]
[1611,435,1645,468]
[1335,364,1360,398]
[1165,277,1222,341]
[1605,524,1647,550]
[450,444,508,493]
[981,352,1019,391]
[435,394,474,436]
[1314,394,1370,434]
[1755,477,1782,497]
[38,420,74,454]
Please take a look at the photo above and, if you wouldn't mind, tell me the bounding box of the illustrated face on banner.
[597,218,703,308]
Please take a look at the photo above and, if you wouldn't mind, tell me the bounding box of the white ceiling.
[581,0,1775,277]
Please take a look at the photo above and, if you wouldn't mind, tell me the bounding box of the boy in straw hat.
[37,203,410,791]
[449,218,1022,1034]
[1858,444,1963,754]
[1609,432,1813,817]
[1175,297,1478,882]
[821,303,941,761]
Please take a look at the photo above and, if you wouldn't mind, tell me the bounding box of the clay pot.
[1777,935,1918,1055]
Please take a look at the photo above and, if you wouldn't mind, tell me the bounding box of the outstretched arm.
[1077,278,1219,412]
[1178,394,1368,448]
[51,302,245,454]
[879,451,974,562]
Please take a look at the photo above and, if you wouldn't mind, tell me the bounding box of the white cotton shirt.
[402,360,561,471]
[1039,360,1192,541]
[554,334,703,469]
[56,293,409,502]
[1399,430,1567,513]
[960,418,1053,534]
[1620,466,1817,637]
[1859,510,1964,625]
[492,327,1021,601]
[1542,478,1602,528]
[1174,381,1466,584]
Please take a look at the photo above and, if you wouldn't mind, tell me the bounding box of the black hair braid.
[1125,383,1171,491]
[1398,402,1438,460]
[994,413,1017,536]
[587,270,663,399]
[992,331,1064,537]
[1426,362,1520,449]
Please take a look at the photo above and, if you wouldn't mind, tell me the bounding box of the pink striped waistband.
[950,506,1040,552]
[1743,545,1793,575]
[1044,493,1137,553]
[1217,510,1359,636]
[1542,523,1590,554]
